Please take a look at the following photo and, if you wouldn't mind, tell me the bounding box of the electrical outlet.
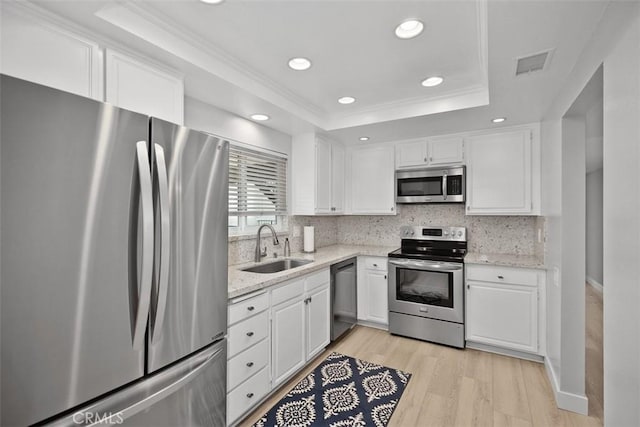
[537,228,542,243]
[293,225,301,237]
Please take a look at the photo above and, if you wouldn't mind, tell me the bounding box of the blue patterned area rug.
[253,352,411,427]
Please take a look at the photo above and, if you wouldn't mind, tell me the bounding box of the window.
[229,144,288,234]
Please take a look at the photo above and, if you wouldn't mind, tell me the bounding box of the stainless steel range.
[388,225,467,348]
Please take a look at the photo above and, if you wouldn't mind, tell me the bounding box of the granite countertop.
[228,244,397,299]
[465,252,545,269]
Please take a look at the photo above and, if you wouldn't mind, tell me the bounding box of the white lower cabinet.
[357,257,389,327]
[465,264,544,355]
[227,268,332,425]
[226,292,271,426]
[306,282,331,357]
[271,269,330,388]
[271,285,306,387]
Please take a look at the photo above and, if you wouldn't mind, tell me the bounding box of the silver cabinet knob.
[247,306,255,311]
[246,362,254,367]
[246,331,254,337]
[497,275,504,279]
[247,393,254,398]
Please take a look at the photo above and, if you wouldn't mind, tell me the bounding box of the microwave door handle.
[442,172,447,200]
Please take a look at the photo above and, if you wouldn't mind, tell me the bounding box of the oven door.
[388,259,464,323]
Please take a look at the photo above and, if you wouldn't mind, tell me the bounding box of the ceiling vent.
[515,49,554,76]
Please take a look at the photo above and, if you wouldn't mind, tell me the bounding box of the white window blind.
[229,145,287,216]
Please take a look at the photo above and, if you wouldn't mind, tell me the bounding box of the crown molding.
[325,84,490,130]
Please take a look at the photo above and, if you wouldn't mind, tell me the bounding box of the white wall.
[541,2,640,423]
[602,11,640,424]
[184,96,292,156]
[586,169,603,286]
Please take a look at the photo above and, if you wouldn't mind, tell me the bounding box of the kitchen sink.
[241,258,313,274]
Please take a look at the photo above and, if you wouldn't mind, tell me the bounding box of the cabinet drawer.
[466,265,538,287]
[227,366,270,425]
[228,338,269,391]
[305,268,330,292]
[228,310,269,358]
[271,278,305,306]
[362,257,387,272]
[229,292,269,326]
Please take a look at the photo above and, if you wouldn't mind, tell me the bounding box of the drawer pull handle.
[246,362,254,367]
[373,263,378,267]
[247,393,254,399]
[247,306,255,311]
[497,275,504,279]
[246,331,254,337]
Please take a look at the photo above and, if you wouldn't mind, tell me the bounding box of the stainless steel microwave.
[395,166,465,203]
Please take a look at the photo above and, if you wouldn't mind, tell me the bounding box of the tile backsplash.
[228,204,544,265]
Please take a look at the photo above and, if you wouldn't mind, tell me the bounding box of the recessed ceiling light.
[395,19,424,39]
[359,136,370,141]
[421,76,444,87]
[288,57,312,71]
[492,117,506,123]
[338,96,356,105]
[200,0,225,4]
[250,114,270,121]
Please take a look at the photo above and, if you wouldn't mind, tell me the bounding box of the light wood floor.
[585,283,604,424]
[240,326,603,427]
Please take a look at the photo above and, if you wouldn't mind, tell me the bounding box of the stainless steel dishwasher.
[330,257,357,341]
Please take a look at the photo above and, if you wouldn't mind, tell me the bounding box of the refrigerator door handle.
[151,143,171,343]
[132,141,154,350]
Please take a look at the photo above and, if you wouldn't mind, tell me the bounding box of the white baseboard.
[544,358,589,415]
[586,276,603,293]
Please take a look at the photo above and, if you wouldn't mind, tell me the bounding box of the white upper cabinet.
[292,133,345,215]
[315,138,333,213]
[105,49,184,125]
[331,143,346,213]
[395,139,427,168]
[465,126,540,215]
[428,136,465,165]
[348,144,396,215]
[1,7,102,99]
[396,136,464,169]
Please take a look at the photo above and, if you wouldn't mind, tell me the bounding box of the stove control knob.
[443,231,449,236]
[457,231,463,237]
[403,230,409,236]
[410,230,415,236]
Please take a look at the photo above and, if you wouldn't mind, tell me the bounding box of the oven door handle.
[389,259,463,271]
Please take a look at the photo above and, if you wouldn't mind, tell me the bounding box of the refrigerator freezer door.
[0,75,148,425]
[148,118,229,373]
[48,340,227,427]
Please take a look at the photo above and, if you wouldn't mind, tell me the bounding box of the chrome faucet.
[255,224,279,262]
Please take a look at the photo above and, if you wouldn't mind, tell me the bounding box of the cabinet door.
[396,140,427,169]
[428,136,464,165]
[466,281,538,353]
[331,142,345,213]
[306,284,330,358]
[466,130,532,214]
[271,298,306,386]
[366,270,389,325]
[315,138,332,214]
[351,146,396,214]
[1,8,101,99]
[105,49,184,124]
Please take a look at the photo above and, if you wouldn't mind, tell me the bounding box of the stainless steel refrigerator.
[0,75,229,426]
